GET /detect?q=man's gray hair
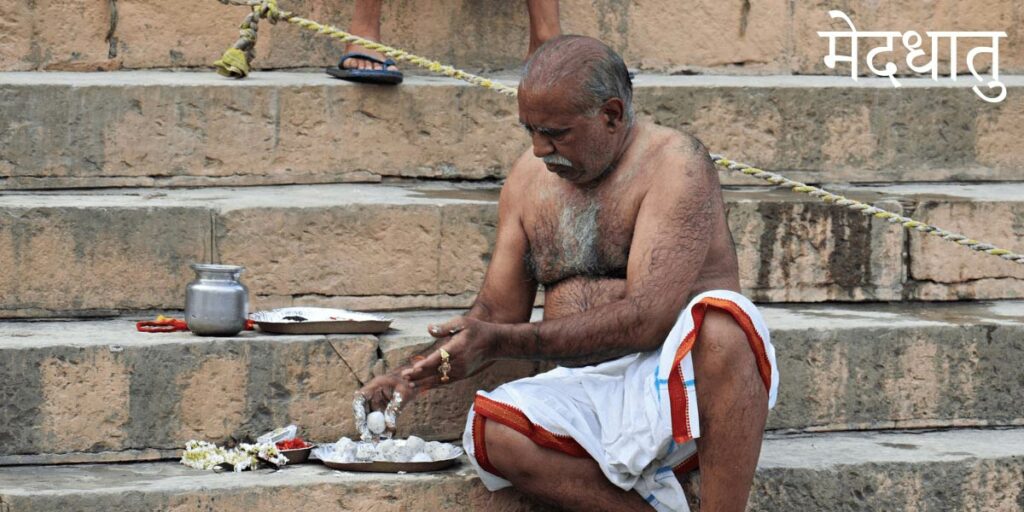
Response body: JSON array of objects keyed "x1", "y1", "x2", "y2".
[{"x1": 521, "y1": 35, "x2": 634, "y2": 125}]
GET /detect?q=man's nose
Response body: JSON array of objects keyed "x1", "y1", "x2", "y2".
[{"x1": 531, "y1": 133, "x2": 554, "y2": 158}]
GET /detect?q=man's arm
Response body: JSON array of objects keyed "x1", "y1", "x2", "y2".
[{"x1": 463, "y1": 159, "x2": 539, "y2": 325}]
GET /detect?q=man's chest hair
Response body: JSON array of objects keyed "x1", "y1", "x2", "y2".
[{"x1": 525, "y1": 195, "x2": 634, "y2": 286}]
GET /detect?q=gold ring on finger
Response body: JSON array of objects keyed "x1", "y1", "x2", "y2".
[{"x1": 438, "y1": 348, "x2": 452, "y2": 383}]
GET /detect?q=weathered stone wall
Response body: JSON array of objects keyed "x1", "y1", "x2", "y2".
[
  {"x1": 4, "y1": 182, "x2": 1023, "y2": 318},
  {"x1": 0, "y1": 323, "x2": 537, "y2": 460},
  {"x1": 0, "y1": 422, "x2": 1023, "y2": 512},
  {"x1": 2, "y1": 1, "x2": 1021, "y2": 75},
  {"x1": 1, "y1": 303, "x2": 1021, "y2": 461},
  {"x1": 0, "y1": 184, "x2": 894, "y2": 317},
  {"x1": 3, "y1": 74, "x2": 1022, "y2": 190}
]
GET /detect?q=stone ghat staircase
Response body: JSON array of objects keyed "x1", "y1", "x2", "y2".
[{"x1": 3, "y1": 69, "x2": 1024, "y2": 512}]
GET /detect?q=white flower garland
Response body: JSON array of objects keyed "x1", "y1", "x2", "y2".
[{"x1": 181, "y1": 439, "x2": 288, "y2": 472}]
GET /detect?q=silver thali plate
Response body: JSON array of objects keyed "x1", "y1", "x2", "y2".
[
  {"x1": 250, "y1": 307, "x2": 393, "y2": 335},
  {"x1": 320, "y1": 457, "x2": 461, "y2": 473}
]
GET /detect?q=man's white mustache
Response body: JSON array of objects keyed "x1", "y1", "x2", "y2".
[{"x1": 543, "y1": 155, "x2": 573, "y2": 167}]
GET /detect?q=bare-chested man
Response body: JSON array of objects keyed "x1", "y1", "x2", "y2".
[{"x1": 358, "y1": 35, "x2": 779, "y2": 511}]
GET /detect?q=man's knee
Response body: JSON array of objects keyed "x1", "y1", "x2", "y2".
[
  {"x1": 482, "y1": 418, "x2": 537, "y2": 482},
  {"x1": 694, "y1": 308, "x2": 764, "y2": 395}
]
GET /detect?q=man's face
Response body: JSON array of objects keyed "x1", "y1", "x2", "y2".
[{"x1": 518, "y1": 84, "x2": 621, "y2": 185}]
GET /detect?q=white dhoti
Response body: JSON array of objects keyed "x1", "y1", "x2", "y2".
[{"x1": 462, "y1": 290, "x2": 780, "y2": 512}]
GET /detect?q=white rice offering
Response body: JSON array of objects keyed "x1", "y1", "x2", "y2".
[
  {"x1": 404, "y1": 435, "x2": 426, "y2": 454},
  {"x1": 366, "y1": 411, "x2": 386, "y2": 435},
  {"x1": 376, "y1": 439, "x2": 401, "y2": 461},
  {"x1": 313, "y1": 436, "x2": 463, "y2": 464},
  {"x1": 334, "y1": 437, "x2": 357, "y2": 460},
  {"x1": 425, "y1": 441, "x2": 458, "y2": 460},
  {"x1": 355, "y1": 442, "x2": 377, "y2": 461}
]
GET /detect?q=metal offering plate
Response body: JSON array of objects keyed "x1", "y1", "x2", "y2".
[
  {"x1": 321, "y1": 456, "x2": 461, "y2": 473},
  {"x1": 250, "y1": 307, "x2": 393, "y2": 335},
  {"x1": 280, "y1": 446, "x2": 314, "y2": 464}
]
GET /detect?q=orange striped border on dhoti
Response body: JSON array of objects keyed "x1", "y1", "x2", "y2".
[
  {"x1": 472, "y1": 390, "x2": 703, "y2": 477},
  {"x1": 668, "y1": 297, "x2": 774, "y2": 444},
  {"x1": 471, "y1": 394, "x2": 590, "y2": 477}
]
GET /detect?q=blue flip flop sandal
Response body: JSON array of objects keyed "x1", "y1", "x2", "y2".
[{"x1": 327, "y1": 53, "x2": 404, "y2": 85}]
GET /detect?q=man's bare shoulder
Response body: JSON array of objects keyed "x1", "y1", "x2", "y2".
[
  {"x1": 499, "y1": 148, "x2": 546, "y2": 208},
  {"x1": 508, "y1": 147, "x2": 543, "y2": 182},
  {"x1": 640, "y1": 124, "x2": 718, "y2": 189}
]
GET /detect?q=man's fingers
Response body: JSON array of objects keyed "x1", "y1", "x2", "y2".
[
  {"x1": 370, "y1": 385, "x2": 392, "y2": 411},
  {"x1": 402, "y1": 351, "x2": 441, "y2": 381},
  {"x1": 401, "y1": 356, "x2": 438, "y2": 380},
  {"x1": 411, "y1": 372, "x2": 441, "y2": 392},
  {"x1": 427, "y1": 317, "x2": 466, "y2": 338},
  {"x1": 395, "y1": 379, "x2": 420, "y2": 402}
]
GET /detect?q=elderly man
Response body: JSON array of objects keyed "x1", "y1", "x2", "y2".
[{"x1": 359, "y1": 35, "x2": 779, "y2": 511}]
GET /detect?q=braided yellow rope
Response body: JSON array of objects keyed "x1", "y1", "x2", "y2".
[
  {"x1": 215, "y1": 0, "x2": 1024, "y2": 266},
  {"x1": 714, "y1": 156, "x2": 1024, "y2": 264}
]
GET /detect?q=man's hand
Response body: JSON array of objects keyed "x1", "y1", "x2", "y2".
[
  {"x1": 358, "y1": 372, "x2": 417, "y2": 412},
  {"x1": 402, "y1": 316, "x2": 499, "y2": 387}
]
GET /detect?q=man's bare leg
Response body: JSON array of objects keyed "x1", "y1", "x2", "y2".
[
  {"x1": 525, "y1": 0, "x2": 561, "y2": 56},
  {"x1": 688, "y1": 308, "x2": 769, "y2": 511},
  {"x1": 485, "y1": 420, "x2": 651, "y2": 511},
  {"x1": 343, "y1": 0, "x2": 397, "y2": 72}
]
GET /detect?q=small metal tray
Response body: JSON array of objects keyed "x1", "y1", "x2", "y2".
[
  {"x1": 320, "y1": 456, "x2": 461, "y2": 473},
  {"x1": 280, "y1": 446, "x2": 314, "y2": 464},
  {"x1": 251, "y1": 307, "x2": 393, "y2": 335}
]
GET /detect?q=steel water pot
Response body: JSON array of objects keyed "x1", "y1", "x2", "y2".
[{"x1": 185, "y1": 263, "x2": 249, "y2": 336}]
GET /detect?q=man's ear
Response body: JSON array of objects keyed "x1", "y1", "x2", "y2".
[{"x1": 601, "y1": 98, "x2": 626, "y2": 131}]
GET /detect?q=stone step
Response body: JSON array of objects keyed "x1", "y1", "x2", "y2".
[
  {"x1": 2, "y1": 72, "x2": 1022, "y2": 189},
  {"x1": 3, "y1": 181, "x2": 1024, "y2": 318},
  {"x1": 3, "y1": 0, "x2": 1022, "y2": 77},
  {"x1": 1, "y1": 301, "x2": 1021, "y2": 462},
  {"x1": 0, "y1": 428, "x2": 1021, "y2": 511}
]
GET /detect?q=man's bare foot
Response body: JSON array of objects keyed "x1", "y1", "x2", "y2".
[
  {"x1": 341, "y1": 42, "x2": 399, "y2": 72},
  {"x1": 328, "y1": 0, "x2": 401, "y2": 83}
]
